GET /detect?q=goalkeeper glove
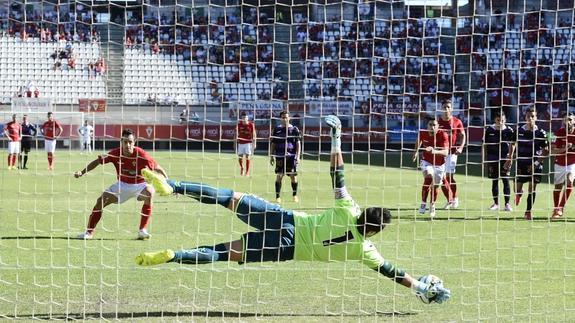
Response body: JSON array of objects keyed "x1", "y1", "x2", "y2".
[
  {"x1": 325, "y1": 115, "x2": 342, "y2": 153},
  {"x1": 413, "y1": 279, "x2": 451, "y2": 304}
]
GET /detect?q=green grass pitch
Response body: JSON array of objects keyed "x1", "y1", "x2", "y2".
[{"x1": 1, "y1": 150, "x2": 574, "y2": 321}]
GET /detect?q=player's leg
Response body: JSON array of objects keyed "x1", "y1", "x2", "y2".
[
  {"x1": 45, "y1": 139, "x2": 55, "y2": 170},
  {"x1": 289, "y1": 173, "x2": 299, "y2": 202},
  {"x1": 78, "y1": 191, "x2": 118, "y2": 239},
  {"x1": 487, "y1": 162, "x2": 498, "y2": 210},
  {"x1": 245, "y1": 144, "x2": 252, "y2": 176},
  {"x1": 136, "y1": 185, "x2": 154, "y2": 240},
  {"x1": 419, "y1": 163, "x2": 433, "y2": 214},
  {"x1": 524, "y1": 179, "x2": 538, "y2": 220},
  {"x1": 274, "y1": 158, "x2": 285, "y2": 203},
  {"x1": 238, "y1": 154, "x2": 244, "y2": 175},
  {"x1": 136, "y1": 239, "x2": 243, "y2": 266},
  {"x1": 558, "y1": 169, "x2": 574, "y2": 217}
]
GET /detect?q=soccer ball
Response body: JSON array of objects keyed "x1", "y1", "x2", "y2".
[{"x1": 415, "y1": 274, "x2": 442, "y2": 304}]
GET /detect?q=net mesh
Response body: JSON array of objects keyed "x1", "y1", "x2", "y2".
[{"x1": 0, "y1": 0, "x2": 574, "y2": 321}]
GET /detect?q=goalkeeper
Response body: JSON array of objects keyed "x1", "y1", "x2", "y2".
[{"x1": 136, "y1": 116, "x2": 451, "y2": 304}]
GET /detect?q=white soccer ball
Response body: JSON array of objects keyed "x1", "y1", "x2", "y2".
[{"x1": 415, "y1": 274, "x2": 442, "y2": 304}]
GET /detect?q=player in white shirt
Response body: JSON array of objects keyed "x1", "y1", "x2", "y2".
[{"x1": 78, "y1": 120, "x2": 94, "y2": 154}]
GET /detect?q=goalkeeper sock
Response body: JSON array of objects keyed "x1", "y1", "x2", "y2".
[
  {"x1": 491, "y1": 180, "x2": 499, "y2": 205},
  {"x1": 502, "y1": 178, "x2": 511, "y2": 204},
  {"x1": 330, "y1": 166, "x2": 345, "y2": 189},
  {"x1": 172, "y1": 244, "x2": 229, "y2": 264},
  {"x1": 139, "y1": 203, "x2": 152, "y2": 230},
  {"x1": 275, "y1": 181, "x2": 282, "y2": 198},
  {"x1": 168, "y1": 180, "x2": 233, "y2": 207},
  {"x1": 291, "y1": 181, "x2": 298, "y2": 196}
]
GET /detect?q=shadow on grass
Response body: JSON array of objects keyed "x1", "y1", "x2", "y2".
[
  {"x1": 2, "y1": 310, "x2": 417, "y2": 320},
  {"x1": 0, "y1": 236, "x2": 136, "y2": 241}
]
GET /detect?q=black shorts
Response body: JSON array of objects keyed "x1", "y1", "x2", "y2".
[
  {"x1": 516, "y1": 162, "x2": 543, "y2": 184},
  {"x1": 486, "y1": 160, "x2": 511, "y2": 179},
  {"x1": 21, "y1": 138, "x2": 32, "y2": 153},
  {"x1": 236, "y1": 194, "x2": 295, "y2": 263},
  {"x1": 274, "y1": 156, "x2": 298, "y2": 175}
]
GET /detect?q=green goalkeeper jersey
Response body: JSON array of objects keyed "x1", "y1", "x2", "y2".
[{"x1": 293, "y1": 198, "x2": 385, "y2": 269}]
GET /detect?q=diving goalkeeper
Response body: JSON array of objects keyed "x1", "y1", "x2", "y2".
[{"x1": 136, "y1": 116, "x2": 451, "y2": 304}]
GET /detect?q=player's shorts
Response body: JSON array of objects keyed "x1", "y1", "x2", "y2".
[
  {"x1": 235, "y1": 194, "x2": 295, "y2": 263},
  {"x1": 274, "y1": 156, "x2": 298, "y2": 175},
  {"x1": 237, "y1": 142, "x2": 254, "y2": 156},
  {"x1": 7, "y1": 141, "x2": 20, "y2": 154},
  {"x1": 21, "y1": 138, "x2": 32, "y2": 153},
  {"x1": 105, "y1": 181, "x2": 149, "y2": 204},
  {"x1": 420, "y1": 160, "x2": 446, "y2": 185},
  {"x1": 486, "y1": 160, "x2": 511, "y2": 179},
  {"x1": 44, "y1": 139, "x2": 56, "y2": 153},
  {"x1": 516, "y1": 162, "x2": 543, "y2": 184},
  {"x1": 445, "y1": 154, "x2": 458, "y2": 174},
  {"x1": 554, "y1": 164, "x2": 575, "y2": 185}
]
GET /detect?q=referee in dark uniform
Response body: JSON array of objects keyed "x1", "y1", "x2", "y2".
[{"x1": 19, "y1": 114, "x2": 37, "y2": 169}]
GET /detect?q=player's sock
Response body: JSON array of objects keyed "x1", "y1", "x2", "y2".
[
  {"x1": 421, "y1": 177, "x2": 432, "y2": 202},
  {"x1": 291, "y1": 181, "x2": 298, "y2": 196},
  {"x1": 560, "y1": 185, "x2": 573, "y2": 207},
  {"x1": 330, "y1": 166, "x2": 345, "y2": 189},
  {"x1": 275, "y1": 181, "x2": 282, "y2": 198},
  {"x1": 23, "y1": 155, "x2": 28, "y2": 168},
  {"x1": 441, "y1": 177, "x2": 452, "y2": 202},
  {"x1": 431, "y1": 185, "x2": 439, "y2": 203},
  {"x1": 450, "y1": 175, "x2": 457, "y2": 198},
  {"x1": 491, "y1": 180, "x2": 499, "y2": 205},
  {"x1": 7, "y1": 155, "x2": 10, "y2": 167},
  {"x1": 526, "y1": 191, "x2": 536, "y2": 211},
  {"x1": 245, "y1": 159, "x2": 251, "y2": 174},
  {"x1": 169, "y1": 180, "x2": 233, "y2": 206},
  {"x1": 502, "y1": 178, "x2": 511, "y2": 204},
  {"x1": 553, "y1": 189, "x2": 562, "y2": 208},
  {"x1": 172, "y1": 244, "x2": 229, "y2": 264},
  {"x1": 47, "y1": 153, "x2": 53, "y2": 168},
  {"x1": 139, "y1": 203, "x2": 152, "y2": 230},
  {"x1": 18, "y1": 155, "x2": 22, "y2": 168},
  {"x1": 86, "y1": 209, "x2": 102, "y2": 234}
]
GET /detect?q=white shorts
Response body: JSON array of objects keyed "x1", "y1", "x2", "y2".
[
  {"x1": 237, "y1": 143, "x2": 254, "y2": 156},
  {"x1": 8, "y1": 141, "x2": 20, "y2": 154},
  {"x1": 105, "y1": 181, "x2": 149, "y2": 204},
  {"x1": 44, "y1": 139, "x2": 57, "y2": 153},
  {"x1": 445, "y1": 154, "x2": 458, "y2": 174},
  {"x1": 554, "y1": 164, "x2": 575, "y2": 185},
  {"x1": 421, "y1": 160, "x2": 446, "y2": 185}
]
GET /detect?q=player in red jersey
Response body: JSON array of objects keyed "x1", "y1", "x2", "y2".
[
  {"x1": 73, "y1": 128, "x2": 169, "y2": 240},
  {"x1": 236, "y1": 112, "x2": 257, "y2": 176},
  {"x1": 40, "y1": 112, "x2": 63, "y2": 170},
  {"x1": 551, "y1": 113, "x2": 575, "y2": 219},
  {"x1": 4, "y1": 114, "x2": 21, "y2": 170},
  {"x1": 413, "y1": 119, "x2": 450, "y2": 218},
  {"x1": 438, "y1": 99, "x2": 466, "y2": 209}
]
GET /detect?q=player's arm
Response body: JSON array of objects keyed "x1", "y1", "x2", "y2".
[
  {"x1": 295, "y1": 135, "x2": 301, "y2": 162},
  {"x1": 152, "y1": 164, "x2": 168, "y2": 178},
  {"x1": 74, "y1": 158, "x2": 101, "y2": 178},
  {"x1": 269, "y1": 139, "x2": 276, "y2": 165},
  {"x1": 505, "y1": 141, "x2": 516, "y2": 170},
  {"x1": 551, "y1": 134, "x2": 570, "y2": 155},
  {"x1": 456, "y1": 124, "x2": 467, "y2": 154},
  {"x1": 56, "y1": 122, "x2": 64, "y2": 138},
  {"x1": 413, "y1": 133, "x2": 422, "y2": 162}
]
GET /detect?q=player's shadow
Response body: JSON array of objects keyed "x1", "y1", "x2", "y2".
[
  {"x1": 3, "y1": 310, "x2": 417, "y2": 320},
  {"x1": 0, "y1": 236, "x2": 123, "y2": 241}
]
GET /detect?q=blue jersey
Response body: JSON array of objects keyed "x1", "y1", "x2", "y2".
[
  {"x1": 484, "y1": 124, "x2": 515, "y2": 161},
  {"x1": 21, "y1": 122, "x2": 37, "y2": 138},
  {"x1": 516, "y1": 124, "x2": 547, "y2": 165},
  {"x1": 271, "y1": 124, "x2": 301, "y2": 157}
]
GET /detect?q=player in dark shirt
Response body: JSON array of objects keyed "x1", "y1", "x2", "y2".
[
  {"x1": 513, "y1": 107, "x2": 549, "y2": 220},
  {"x1": 19, "y1": 114, "x2": 37, "y2": 169},
  {"x1": 483, "y1": 111, "x2": 515, "y2": 212},
  {"x1": 269, "y1": 110, "x2": 301, "y2": 203}
]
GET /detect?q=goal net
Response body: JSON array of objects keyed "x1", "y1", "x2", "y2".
[{"x1": 1, "y1": 0, "x2": 574, "y2": 321}]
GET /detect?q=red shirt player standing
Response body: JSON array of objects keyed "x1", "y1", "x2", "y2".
[
  {"x1": 40, "y1": 112, "x2": 63, "y2": 170},
  {"x1": 413, "y1": 119, "x2": 449, "y2": 218},
  {"x1": 236, "y1": 112, "x2": 257, "y2": 176},
  {"x1": 74, "y1": 128, "x2": 169, "y2": 240},
  {"x1": 551, "y1": 113, "x2": 575, "y2": 219},
  {"x1": 438, "y1": 99, "x2": 466, "y2": 209},
  {"x1": 4, "y1": 114, "x2": 21, "y2": 170}
]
